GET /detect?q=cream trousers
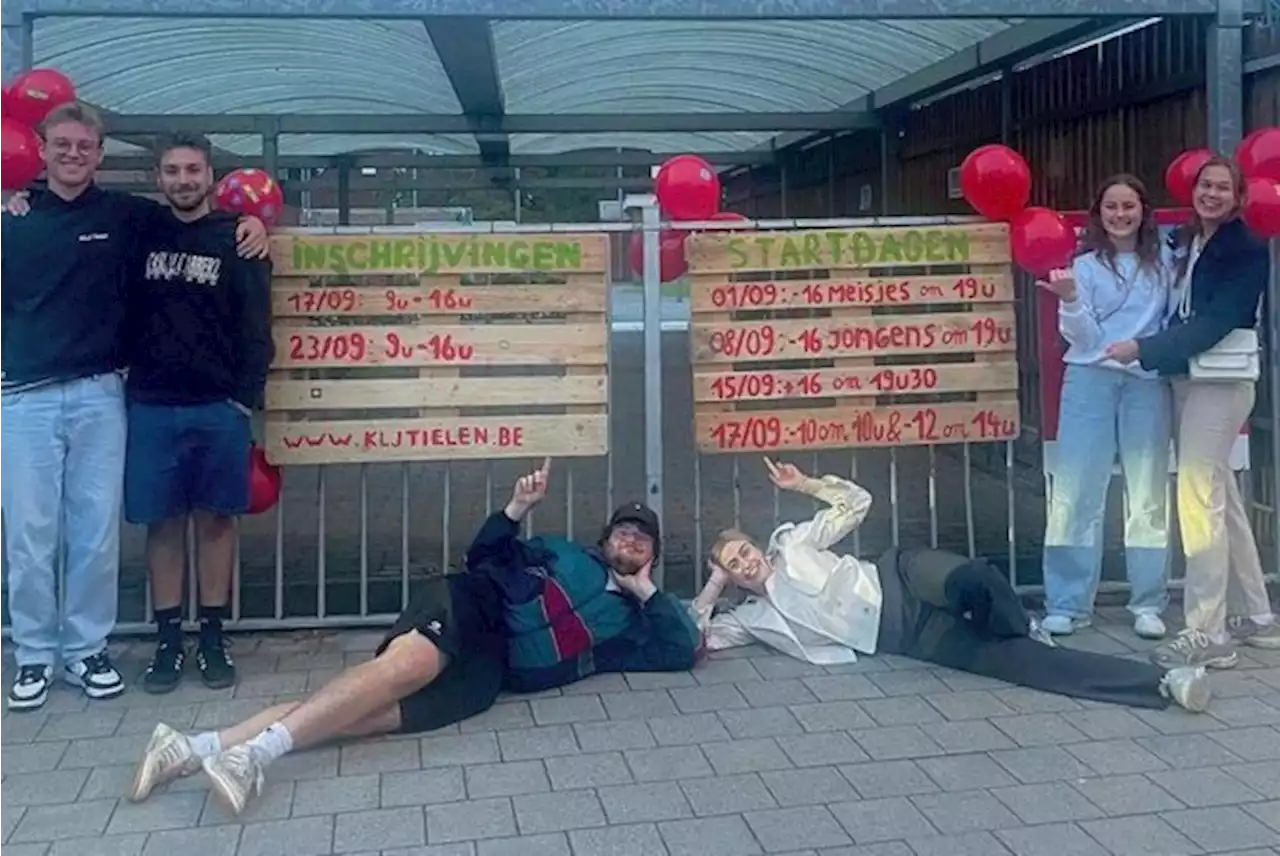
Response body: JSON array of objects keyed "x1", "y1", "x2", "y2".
[{"x1": 1172, "y1": 378, "x2": 1271, "y2": 636}]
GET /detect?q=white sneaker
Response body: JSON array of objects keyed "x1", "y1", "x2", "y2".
[
  {"x1": 7, "y1": 664, "x2": 53, "y2": 711},
  {"x1": 63, "y1": 651, "x2": 125, "y2": 700},
  {"x1": 1133, "y1": 613, "x2": 1167, "y2": 640},
  {"x1": 128, "y1": 722, "x2": 202, "y2": 802},
  {"x1": 1040, "y1": 615, "x2": 1091, "y2": 636},
  {"x1": 1159, "y1": 665, "x2": 1211, "y2": 713},
  {"x1": 203, "y1": 745, "x2": 264, "y2": 816}
]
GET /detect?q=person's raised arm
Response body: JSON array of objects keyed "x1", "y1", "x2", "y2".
[
  {"x1": 229, "y1": 252, "x2": 274, "y2": 413},
  {"x1": 1046, "y1": 259, "x2": 1105, "y2": 352},
  {"x1": 464, "y1": 458, "x2": 550, "y2": 572},
  {"x1": 765, "y1": 457, "x2": 871, "y2": 551},
  {"x1": 689, "y1": 564, "x2": 756, "y2": 654}
]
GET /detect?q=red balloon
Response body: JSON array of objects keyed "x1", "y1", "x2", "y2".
[
  {"x1": 214, "y1": 167, "x2": 285, "y2": 226},
  {"x1": 959, "y1": 144, "x2": 1031, "y2": 222},
  {"x1": 1010, "y1": 207, "x2": 1076, "y2": 277},
  {"x1": 2, "y1": 116, "x2": 43, "y2": 191},
  {"x1": 1236, "y1": 128, "x2": 1280, "y2": 183},
  {"x1": 1241, "y1": 177, "x2": 1280, "y2": 239},
  {"x1": 6, "y1": 68, "x2": 76, "y2": 128},
  {"x1": 247, "y1": 445, "x2": 282, "y2": 515},
  {"x1": 628, "y1": 229, "x2": 688, "y2": 283},
  {"x1": 1164, "y1": 148, "x2": 1213, "y2": 206},
  {"x1": 654, "y1": 154, "x2": 721, "y2": 220},
  {"x1": 1, "y1": 85, "x2": 11, "y2": 119}
]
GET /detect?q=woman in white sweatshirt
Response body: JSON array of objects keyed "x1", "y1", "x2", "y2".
[{"x1": 1040, "y1": 174, "x2": 1173, "y2": 640}]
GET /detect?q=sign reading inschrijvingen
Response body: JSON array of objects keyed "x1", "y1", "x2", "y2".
[{"x1": 271, "y1": 233, "x2": 593, "y2": 276}]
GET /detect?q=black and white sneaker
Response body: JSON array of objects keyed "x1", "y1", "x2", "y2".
[
  {"x1": 196, "y1": 637, "x2": 236, "y2": 690},
  {"x1": 8, "y1": 664, "x2": 53, "y2": 711},
  {"x1": 63, "y1": 651, "x2": 126, "y2": 700},
  {"x1": 143, "y1": 641, "x2": 186, "y2": 695}
]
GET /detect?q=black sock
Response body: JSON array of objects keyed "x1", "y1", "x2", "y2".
[
  {"x1": 154, "y1": 606, "x2": 183, "y2": 647},
  {"x1": 198, "y1": 605, "x2": 228, "y2": 648}
]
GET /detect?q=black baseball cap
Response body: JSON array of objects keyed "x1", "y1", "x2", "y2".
[{"x1": 608, "y1": 502, "x2": 661, "y2": 545}]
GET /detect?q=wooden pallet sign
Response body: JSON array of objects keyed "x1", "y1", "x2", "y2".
[
  {"x1": 684, "y1": 222, "x2": 1020, "y2": 455},
  {"x1": 263, "y1": 231, "x2": 610, "y2": 465}
]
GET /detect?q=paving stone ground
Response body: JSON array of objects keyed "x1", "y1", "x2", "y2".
[{"x1": 3, "y1": 606, "x2": 1279, "y2": 856}]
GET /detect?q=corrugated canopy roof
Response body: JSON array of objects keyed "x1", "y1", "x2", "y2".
[{"x1": 31, "y1": 15, "x2": 1019, "y2": 157}]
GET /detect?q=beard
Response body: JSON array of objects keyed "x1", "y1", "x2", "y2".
[{"x1": 606, "y1": 547, "x2": 648, "y2": 576}]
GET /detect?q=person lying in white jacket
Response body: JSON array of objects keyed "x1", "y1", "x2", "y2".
[{"x1": 690, "y1": 457, "x2": 1210, "y2": 713}]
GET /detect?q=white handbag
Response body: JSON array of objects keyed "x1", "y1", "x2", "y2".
[
  {"x1": 1177, "y1": 237, "x2": 1261, "y2": 383},
  {"x1": 1188, "y1": 328, "x2": 1260, "y2": 382}
]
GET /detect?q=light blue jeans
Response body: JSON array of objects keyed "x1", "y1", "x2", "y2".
[
  {"x1": 1, "y1": 373, "x2": 126, "y2": 667},
  {"x1": 1044, "y1": 364, "x2": 1171, "y2": 619}
]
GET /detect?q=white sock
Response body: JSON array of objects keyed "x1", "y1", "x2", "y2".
[
  {"x1": 245, "y1": 722, "x2": 294, "y2": 766},
  {"x1": 1251, "y1": 613, "x2": 1275, "y2": 626},
  {"x1": 188, "y1": 731, "x2": 221, "y2": 759}
]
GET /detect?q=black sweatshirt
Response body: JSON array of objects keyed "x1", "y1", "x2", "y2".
[
  {"x1": 1138, "y1": 217, "x2": 1269, "y2": 377},
  {"x1": 1, "y1": 186, "x2": 158, "y2": 390},
  {"x1": 126, "y1": 210, "x2": 274, "y2": 410}
]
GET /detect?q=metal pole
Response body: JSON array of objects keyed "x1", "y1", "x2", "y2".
[
  {"x1": 1206, "y1": 0, "x2": 1245, "y2": 153},
  {"x1": 1269, "y1": 240, "x2": 1280, "y2": 576},
  {"x1": 640, "y1": 198, "x2": 665, "y2": 586}
]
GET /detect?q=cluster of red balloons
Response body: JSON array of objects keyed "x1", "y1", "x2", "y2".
[
  {"x1": 628, "y1": 154, "x2": 746, "y2": 282},
  {"x1": 2, "y1": 68, "x2": 77, "y2": 191},
  {"x1": 214, "y1": 167, "x2": 286, "y2": 227},
  {"x1": 959, "y1": 143, "x2": 1075, "y2": 277}
]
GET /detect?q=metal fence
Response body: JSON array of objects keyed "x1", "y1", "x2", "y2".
[{"x1": 2, "y1": 212, "x2": 1276, "y2": 635}]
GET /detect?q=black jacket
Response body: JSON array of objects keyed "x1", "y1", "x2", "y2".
[
  {"x1": 127, "y1": 210, "x2": 274, "y2": 409},
  {"x1": 1137, "y1": 217, "x2": 1268, "y2": 377},
  {"x1": 1, "y1": 187, "x2": 158, "y2": 390}
]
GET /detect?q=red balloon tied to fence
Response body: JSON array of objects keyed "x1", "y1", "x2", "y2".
[
  {"x1": 1236, "y1": 128, "x2": 1280, "y2": 183},
  {"x1": 247, "y1": 445, "x2": 283, "y2": 515},
  {"x1": 1241, "y1": 177, "x2": 1280, "y2": 239},
  {"x1": 628, "y1": 229, "x2": 688, "y2": 283},
  {"x1": 655, "y1": 154, "x2": 721, "y2": 221},
  {"x1": 1010, "y1": 207, "x2": 1076, "y2": 278},
  {"x1": 2, "y1": 116, "x2": 43, "y2": 191},
  {"x1": 6, "y1": 68, "x2": 76, "y2": 128},
  {"x1": 1164, "y1": 148, "x2": 1213, "y2": 206},
  {"x1": 214, "y1": 167, "x2": 285, "y2": 226},
  {"x1": 959, "y1": 144, "x2": 1031, "y2": 222}
]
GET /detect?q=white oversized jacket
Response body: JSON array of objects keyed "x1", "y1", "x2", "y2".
[{"x1": 691, "y1": 475, "x2": 883, "y2": 664}]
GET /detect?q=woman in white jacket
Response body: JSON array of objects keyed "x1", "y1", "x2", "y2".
[
  {"x1": 688, "y1": 458, "x2": 1209, "y2": 713},
  {"x1": 1039, "y1": 174, "x2": 1173, "y2": 640}
]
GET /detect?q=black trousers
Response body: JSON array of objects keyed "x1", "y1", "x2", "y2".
[{"x1": 876, "y1": 548, "x2": 1170, "y2": 710}]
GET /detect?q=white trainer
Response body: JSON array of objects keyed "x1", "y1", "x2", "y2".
[
  {"x1": 1040, "y1": 615, "x2": 1091, "y2": 636},
  {"x1": 203, "y1": 745, "x2": 265, "y2": 816},
  {"x1": 1133, "y1": 613, "x2": 1167, "y2": 640},
  {"x1": 1159, "y1": 665, "x2": 1211, "y2": 713},
  {"x1": 128, "y1": 723, "x2": 202, "y2": 802}
]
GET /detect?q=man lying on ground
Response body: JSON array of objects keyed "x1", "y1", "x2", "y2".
[
  {"x1": 692, "y1": 457, "x2": 1211, "y2": 714},
  {"x1": 127, "y1": 458, "x2": 700, "y2": 815}
]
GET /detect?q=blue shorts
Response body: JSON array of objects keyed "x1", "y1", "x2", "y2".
[{"x1": 124, "y1": 401, "x2": 252, "y2": 525}]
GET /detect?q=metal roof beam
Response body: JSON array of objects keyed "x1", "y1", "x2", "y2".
[
  {"x1": 761, "y1": 18, "x2": 1106, "y2": 152},
  {"x1": 98, "y1": 148, "x2": 777, "y2": 170},
  {"x1": 99, "y1": 174, "x2": 658, "y2": 193},
  {"x1": 15, "y1": 0, "x2": 1263, "y2": 18},
  {"x1": 422, "y1": 17, "x2": 509, "y2": 168},
  {"x1": 104, "y1": 112, "x2": 878, "y2": 135}
]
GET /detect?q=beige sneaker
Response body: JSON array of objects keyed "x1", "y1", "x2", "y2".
[
  {"x1": 1159, "y1": 665, "x2": 1211, "y2": 713},
  {"x1": 202, "y1": 745, "x2": 265, "y2": 816},
  {"x1": 128, "y1": 723, "x2": 201, "y2": 802}
]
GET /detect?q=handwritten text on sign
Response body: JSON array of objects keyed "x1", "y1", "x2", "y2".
[
  {"x1": 692, "y1": 312, "x2": 1015, "y2": 363},
  {"x1": 273, "y1": 283, "x2": 606, "y2": 317},
  {"x1": 694, "y1": 362, "x2": 1018, "y2": 403},
  {"x1": 696, "y1": 402, "x2": 1020, "y2": 453},
  {"x1": 685, "y1": 223, "x2": 1011, "y2": 272},
  {"x1": 695, "y1": 273, "x2": 1012, "y2": 311},
  {"x1": 265, "y1": 414, "x2": 609, "y2": 465},
  {"x1": 270, "y1": 233, "x2": 604, "y2": 276},
  {"x1": 272, "y1": 324, "x2": 605, "y2": 368}
]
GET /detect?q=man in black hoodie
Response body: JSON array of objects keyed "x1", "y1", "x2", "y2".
[{"x1": 124, "y1": 133, "x2": 274, "y2": 694}]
